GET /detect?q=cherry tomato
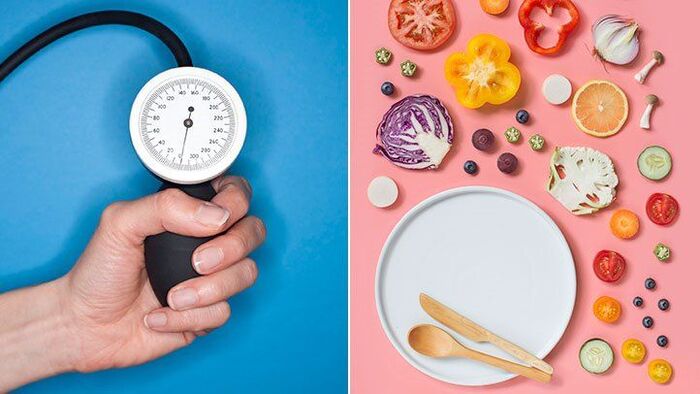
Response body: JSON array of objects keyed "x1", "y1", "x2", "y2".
[
  {"x1": 593, "y1": 296, "x2": 621, "y2": 323},
  {"x1": 621, "y1": 339, "x2": 646, "y2": 364},
  {"x1": 388, "y1": 0, "x2": 456, "y2": 51},
  {"x1": 646, "y1": 193, "x2": 679, "y2": 225},
  {"x1": 593, "y1": 250, "x2": 626, "y2": 283},
  {"x1": 479, "y1": 0, "x2": 509, "y2": 15},
  {"x1": 648, "y1": 359, "x2": 673, "y2": 384}
]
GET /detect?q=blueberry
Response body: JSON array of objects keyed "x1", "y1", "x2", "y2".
[
  {"x1": 463, "y1": 160, "x2": 478, "y2": 175},
  {"x1": 642, "y1": 316, "x2": 654, "y2": 328},
  {"x1": 497, "y1": 153, "x2": 518, "y2": 174},
  {"x1": 472, "y1": 129, "x2": 495, "y2": 151},
  {"x1": 657, "y1": 335, "x2": 668, "y2": 347},
  {"x1": 633, "y1": 296, "x2": 644, "y2": 307},
  {"x1": 645, "y1": 277, "x2": 657, "y2": 290},
  {"x1": 516, "y1": 109, "x2": 530, "y2": 124},
  {"x1": 381, "y1": 81, "x2": 395, "y2": 96},
  {"x1": 658, "y1": 298, "x2": 670, "y2": 311}
]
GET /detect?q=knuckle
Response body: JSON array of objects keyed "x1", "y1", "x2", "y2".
[
  {"x1": 228, "y1": 232, "x2": 250, "y2": 257},
  {"x1": 230, "y1": 187, "x2": 250, "y2": 215},
  {"x1": 99, "y1": 201, "x2": 126, "y2": 227},
  {"x1": 154, "y1": 188, "x2": 185, "y2": 214}
]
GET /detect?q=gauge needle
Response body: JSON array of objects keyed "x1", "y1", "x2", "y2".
[{"x1": 179, "y1": 107, "x2": 194, "y2": 165}]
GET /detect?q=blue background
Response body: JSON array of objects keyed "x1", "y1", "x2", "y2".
[{"x1": 0, "y1": 0, "x2": 346, "y2": 392}]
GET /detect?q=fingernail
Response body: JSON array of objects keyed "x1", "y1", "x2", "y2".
[
  {"x1": 170, "y1": 288, "x2": 199, "y2": 310},
  {"x1": 145, "y1": 312, "x2": 167, "y2": 328},
  {"x1": 195, "y1": 202, "x2": 229, "y2": 227},
  {"x1": 193, "y1": 247, "x2": 224, "y2": 274}
]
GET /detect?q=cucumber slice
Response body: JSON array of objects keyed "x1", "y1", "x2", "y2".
[
  {"x1": 579, "y1": 338, "x2": 614, "y2": 374},
  {"x1": 638, "y1": 146, "x2": 672, "y2": 181}
]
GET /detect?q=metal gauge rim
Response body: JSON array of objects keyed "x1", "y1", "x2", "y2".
[{"x1": 129, "y1": 67, "x2": 247, "y2": 185}]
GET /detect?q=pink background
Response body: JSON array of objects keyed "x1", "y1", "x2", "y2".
[{"x1": 350, "y1": 0, "x2": 698, "y2": 392}]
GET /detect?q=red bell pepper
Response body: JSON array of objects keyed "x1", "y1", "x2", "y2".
[{"x1": 518, "y1": 0, "x2": 580, "y2": 56}]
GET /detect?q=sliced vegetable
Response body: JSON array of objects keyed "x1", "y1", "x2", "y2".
[
  {"x1": 648, "y1": 359, "x2": 673, "y2": 384},
  {"x1": 646, "y1": 193, "x2": 679, "y2": 225},
  {"x1": 579, "y1": 338, "x2": 614, "y2": 374},
  {"x1": 572, "y1": 80, "x2": 628, "y2": 138},
  {"x1": 592, "y1": 15, "x2": 641, "y2": 65},
  {"x1": 479, "y1": 0, "x2": 509, "y2": 15},
  {"x1": 654, "y1": 243, "x2": 671, "y2": 261},
  {"x1": 621, "y1": 339, "x2": 646, "y2": 364},
  {"x1": 472, "y1": 129, "x2": 495, "y2": 151},
  {"x1": 497, "y1": 153, "x2": 518, "y2": 174},
  {"x1": 610, "y1": 209, "x2": 640, "y2": 239},
  {"x1": 638, "y1": 146, "x2": 672, "y2": 181},
  {"x1": 547, "y1": 147, "x2": 618, "y2": 215},
  {"x1": 445, "y1": 34, "x2": 521, "y2": 109},
  {"x1": 593, "y1": 296, "x2": 621, "y2": 323},
  {"x1": 528, "y1": 134, "x2": 545, "y2": 151},
  {"x1": 375, "y1": 48, "x2": 392, "y2": 65},
  {"x1": 400, "y1": 60, "x2": 417, "y2": 77},
  {"x1": 388, "y1": 0, "x2": 456, "y2": 51},
  {"x1": 593, "y1": 250, "x2": 626, "y2": 283},
  {"x1": 518, "y1": 0, "x2": 580, "y2": 56},
  {"x1": 374, "y1": 95, "x2": 453, "y2": 170},
  {"x1": 367, "y1": 176, "x2": 399, "y2": 208},
  {"x1": 504, "y1": 127, "x2": 521, "y2": 143},
  {"x1": 542, "y1": 74, "x2": 572, "y2": 105}
]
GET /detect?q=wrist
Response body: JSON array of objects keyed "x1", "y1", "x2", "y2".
[{"x1": 0, "y1": 277, "x2": 79, "y2": 391}]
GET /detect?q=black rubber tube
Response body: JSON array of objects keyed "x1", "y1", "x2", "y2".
[
  {"x1": 0, "y1": 10, "x2": 206, "y2": 307},
  {"x1": 0, "y1": 10, "x2": 192, "y2": 83}
]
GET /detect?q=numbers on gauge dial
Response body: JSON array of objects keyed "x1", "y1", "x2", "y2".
[{"x1": 139, "y1": 78, "x2": 236, "y2": 170}]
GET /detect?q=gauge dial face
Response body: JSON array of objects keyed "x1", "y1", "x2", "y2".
[{"x1": 130, "y1": 67, "x2": 246, "y2": 184}]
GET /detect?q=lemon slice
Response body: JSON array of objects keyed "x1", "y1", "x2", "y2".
[{"x1": 572, "y1": 80, "x2": 628, "y2": 137}]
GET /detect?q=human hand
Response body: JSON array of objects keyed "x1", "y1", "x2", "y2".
[{"x1": 22, "y1": 176, "x2": 264, "y2": 375}]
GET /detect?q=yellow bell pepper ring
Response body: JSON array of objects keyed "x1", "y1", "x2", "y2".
[{"x1": 445, "y1": 34, "x2": 521, "y2": 109}]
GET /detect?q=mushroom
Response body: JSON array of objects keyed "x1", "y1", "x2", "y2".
[
  {"x1": 634, "y1": 51, "x2": 664, "y2": 84},
  {"x1": 640, "y1": 94, "x2": 659, "y2": 130}
]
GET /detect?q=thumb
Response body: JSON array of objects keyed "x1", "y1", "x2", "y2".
[{"x1": 98, "y1": 188, "x2": 230, "y2": 246}]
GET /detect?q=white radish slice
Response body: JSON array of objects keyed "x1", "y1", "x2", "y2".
[
  {"x1": 542, "y1": 74, "x2": 572, "y2": 105},
  {"x1": 368, "y1": 176, "x2": 399, "y2": 208}
]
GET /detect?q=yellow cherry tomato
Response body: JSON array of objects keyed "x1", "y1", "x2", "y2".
[
  {"x1": 593, "y1": 296, "x2": 621, "y2": 323},
  {"x1": 444, "y1": 34, "x2": 521, "y2": 109},
  {"x1": 648, "y1": 359, "x2": 673, "y2": 384},
  {"x1": 621, "y1": 339, "x2": 646, "y2": 364}
]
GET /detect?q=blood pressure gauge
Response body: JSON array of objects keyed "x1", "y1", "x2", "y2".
[
  {"x1": 130, "y1": 67, "x2": 246, "y2": 184},
  {"x1": 130, "y1": 67, "x2": 247, "y2": 306}
]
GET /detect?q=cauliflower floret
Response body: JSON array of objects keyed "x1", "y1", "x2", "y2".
[{"x1": 547, "y1": 147, "x2": 619, "y2": 215}]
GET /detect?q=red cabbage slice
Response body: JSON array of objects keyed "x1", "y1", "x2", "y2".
[{"x1": 374, "y1": 94, "x2": 453, "y2": 170}]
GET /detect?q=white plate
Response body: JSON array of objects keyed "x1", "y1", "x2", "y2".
[{"x1": 375, "y1": 186, "x2": 576, "y2": 386}]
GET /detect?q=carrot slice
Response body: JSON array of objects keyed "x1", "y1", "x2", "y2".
[
  {"x1": 479, "y1": 0, "x2": 509, "y2": 15},
  {"x1": 610, "y1": 209, "x2": 640, "y2": 239}
]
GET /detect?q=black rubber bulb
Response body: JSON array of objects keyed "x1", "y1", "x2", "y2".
[{"x1": 145, "y1": 181, "x2": 216, "y2": 306}]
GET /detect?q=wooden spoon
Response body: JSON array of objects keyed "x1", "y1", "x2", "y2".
[{"x1": 407, "y1": 324, "x2": 551, "y2": 383}]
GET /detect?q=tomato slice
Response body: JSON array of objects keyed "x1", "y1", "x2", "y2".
[
  {"x1": 593, "y1": 250, "x2": 626, "y2": 283},
  {"x1": 621, "y1": 339, "x2": 646, "y2": 364},
  {"x1": 648, "y1": 359, "x2": 673, "y2": 384},
  {"x1": 593, "y1": 296, "x2": 621, "y2": 323},
  {"x1": 480, "y1": 0, "x2": 509, "y2": 15},
  {"x1": 646, "y1": 193, "x2": 679, "y2": 225},
  {"x1": 388, "y1": 0, "x2": 456, "y2": 51}
]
